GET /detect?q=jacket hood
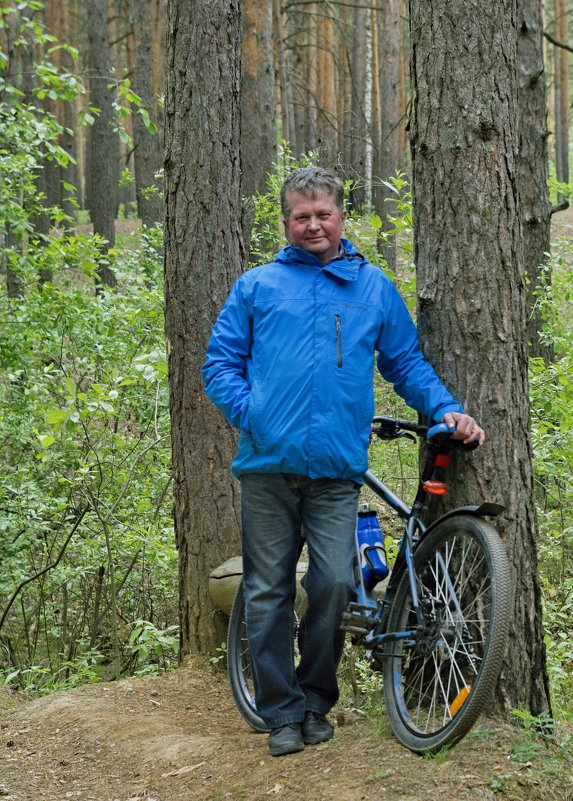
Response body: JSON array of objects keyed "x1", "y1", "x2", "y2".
[{"x1": 274, "y1": 238, "x2": 365, "y2": 282}]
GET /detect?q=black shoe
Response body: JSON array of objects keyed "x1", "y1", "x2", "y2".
[
  {"x1": 302, "y1": 711, "x2": 334, "y2": 745},
  {"x1": 268, "y1": 723, "x2": 305, "y2": 756}
]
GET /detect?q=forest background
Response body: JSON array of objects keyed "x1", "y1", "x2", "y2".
[{"x1": 0, "y1": 0, "x2": 572, "y2": 748}]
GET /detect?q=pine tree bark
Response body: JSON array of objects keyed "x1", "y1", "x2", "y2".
[
  {"x1": 165, "y1": 0, "x2": 244, "y2": 657},
  {"x1": 554, "y1": 0, "x2": 569, "y2": 185},
  {"x1": 409, "y1": 0, "x2": 551, "y2": 718},
  {"x1": 517, "y1": 0, "x2": 552, "y2": 361},
  {"x1": 273, "y1": 0, "x2": 295, "y2": 149},
  {"x1": 86, "y1": 0, "x2": 117, "y2": 286},
  {"x1": 241, "y1": 0, "x2": 276, "y2": 198},
  {"x1": 316, "y1": 4, "x2": 338, "y2": 164},
  {"x1": 130, "y1": 0, "x2": 163, "y2": 227},
  {"x1": 374, "y1": 0, "x2": 402, "y2": 270}
]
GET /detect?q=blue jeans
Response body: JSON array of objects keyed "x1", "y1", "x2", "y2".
[{"x1": 240, "y1": 473, "x2": 360, "y2": 728}]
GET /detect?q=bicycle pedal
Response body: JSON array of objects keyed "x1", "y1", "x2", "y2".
[{"x1": 341, "y1": 603, "x2": 378, "y2": 635}]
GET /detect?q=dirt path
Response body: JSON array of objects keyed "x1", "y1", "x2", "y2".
[{"x1": 0, "y1": 660, "x2": 570, "y2": 801}]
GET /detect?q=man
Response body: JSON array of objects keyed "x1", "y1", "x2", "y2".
[{"x1": 202, "y1": 167, "x2": 483, "y2": 757}]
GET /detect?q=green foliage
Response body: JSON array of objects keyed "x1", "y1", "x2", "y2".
[
  {"x1": 247, "y1": 142, "x2": 319, "y2": 266},
  {"x1": 0, "y1": 3, "x2": 170, "y2": 695},
  {"x1": 0, "y1": 3, "x2": 85, "y2": 242},
  {"x1": 0, "y1": 226, "x2": 177, "y2": 690},
  {"x1": 209, "y1": 641, "x2": 228, "y2": 666},
  {"x1": 127, "y1": 620, "x2": 179, "y2": 675},
  {"x1": 2, "y1": 651, "x2": 104, "y2": 696},
  {"x1": 529, "y1": 241, "x2": 573, "y2": 720},
  {"x1": 111, "y1": 77, "x2": 159, "y2": 146}
]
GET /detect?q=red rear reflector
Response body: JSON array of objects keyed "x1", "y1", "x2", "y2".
[
  {"x1": 423, "y1": 480, "x2": 448, "y2": 495},
  {"x1": 434, "y1": 453, "x2": 452, "y2": 468}
]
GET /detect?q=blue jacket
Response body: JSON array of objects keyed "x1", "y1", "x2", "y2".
[{"x1": 202, "y1": 239, "x2": 463, "y2": 481}]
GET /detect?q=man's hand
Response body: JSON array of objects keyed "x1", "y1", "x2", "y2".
[{"x1": 442, "y1": 411, "x2": 485, "y2": 445}]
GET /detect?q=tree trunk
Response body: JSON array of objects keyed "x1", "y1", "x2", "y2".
[
  {"x1": 164, "y1": 0, "x2": 245, "y2": 657},
  {"x1": 409, "y1": 0, "x2": 551, "y2": 718},
  {"x1": 130, "y1": 0, "x2": 163, "y2": 227},
  {"x1": 86, "y1": 0, "x2": 117, "y2": 286},
  {"x1": 316, "y1": 3, "x2": 338, "y2": 164},
  {"x1": 553, "y1": 0, "x2": 569, "y2": 185},
  {"x1": 374, "y1": 0, "x2": 402, "y2": 271},
  {"x1": 517, "y1": 0, "x2": 552, "y2": 361},
  {"x1": 363, "y1": 10, "x2": 373, "y2": 207},
  {"x1": 241, "y1": 0, "x2": 276, "y2": 198},
  {"x1": 273, "y1": 0, "x2": 295, "y2": 150},
  {"x1": 349, "y1": 3, "x2": 366, "y2": 209}
]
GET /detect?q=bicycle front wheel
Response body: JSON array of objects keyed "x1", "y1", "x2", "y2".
[
  {"x1": 383, "y1": 515, "x2": 511, "y2": 754},
  {"x1": 227, "y1": 580, "x2": 269, "y2": 732}
]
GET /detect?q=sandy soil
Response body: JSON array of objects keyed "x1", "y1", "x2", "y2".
[{"x1": 0, "y1": 658, "x2": 571, "y2": 801}]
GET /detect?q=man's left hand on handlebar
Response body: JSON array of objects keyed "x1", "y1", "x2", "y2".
[{"x1": 442, "y1": 411, "x2": 485, "y2": 445}]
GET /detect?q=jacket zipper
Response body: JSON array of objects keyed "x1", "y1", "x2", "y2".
[{"x1": 335, "y1": 314, "x2": 343, "y2": 368}]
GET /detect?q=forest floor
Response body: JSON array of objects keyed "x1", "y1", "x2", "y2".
[{"x1": 1, "y1": 659, "x2": 572, "y2": 801}]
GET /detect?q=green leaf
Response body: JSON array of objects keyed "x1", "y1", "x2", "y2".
[{"x1": 46, "y1": 408, "x2": 69, "y2": 425}]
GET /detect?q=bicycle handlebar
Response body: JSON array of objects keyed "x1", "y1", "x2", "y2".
[{"x1": 372, "y1": 416, "x2": 480, "y2": 451}]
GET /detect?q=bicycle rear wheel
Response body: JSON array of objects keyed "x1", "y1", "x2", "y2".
[
  {"x1": 227, "y1": 580, "x2": 269, "y2": 732},
  {"x1": 383, "y1": 515, "x2": 511, "y2": 754}
]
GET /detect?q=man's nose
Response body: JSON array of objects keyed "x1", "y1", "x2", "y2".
[{"x1": 308, "y1": 216, "x2": 320, "y2": 229}]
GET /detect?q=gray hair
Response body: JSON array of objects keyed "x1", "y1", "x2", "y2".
[{"x1": 280, "y1": 167, "x2": 345, "y2": 219}]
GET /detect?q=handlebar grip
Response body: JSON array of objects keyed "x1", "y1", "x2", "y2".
[
  {"x1": 426, "y1": 422, "x2": 452, "y2": 441},
  {"x1": 426, "y1": 422, "x2": 481, "y2": 451}
]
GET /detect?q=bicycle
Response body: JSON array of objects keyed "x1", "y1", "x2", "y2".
[{"x1": 227, "y1": 416, "x2": 512, "y2": 754}]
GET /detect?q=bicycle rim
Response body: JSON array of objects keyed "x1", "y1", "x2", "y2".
[{"x1": 383, "y1": 515, "x2": 511, "y2": 753}]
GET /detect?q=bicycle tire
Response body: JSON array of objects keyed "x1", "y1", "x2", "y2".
[
  {"x1": 227, "y1": 580, "x2": 269, "y2": 732},
  {"x1": 382, "y1": 515, "x2": 511, "y2": 754}
]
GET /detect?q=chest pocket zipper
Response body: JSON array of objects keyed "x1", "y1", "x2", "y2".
[{"x1": 335, "y1": 314, "x2": 343, "y2": 368}]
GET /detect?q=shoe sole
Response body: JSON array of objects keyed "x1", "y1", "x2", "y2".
[
  {"x1": 268, "y1": 742, "x2": 305, "y2": 757},
  {"x1": 302, "y1": 731, "x2": 334, "y2": 745}
]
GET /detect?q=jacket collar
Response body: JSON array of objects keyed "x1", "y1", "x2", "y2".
[{"x1": 275, "y1": 238, "x2": 364, "y2": 282}]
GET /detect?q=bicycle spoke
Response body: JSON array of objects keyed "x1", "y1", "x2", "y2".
[{"x1": 390, "y1": 528, "x2": 495, "y2": 737}]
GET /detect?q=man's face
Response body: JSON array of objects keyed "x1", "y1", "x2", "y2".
[{"x1": 283, "y1": 190, "x2": 346, "y2": 265}]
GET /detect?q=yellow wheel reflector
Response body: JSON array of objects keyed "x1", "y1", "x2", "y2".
[{"x1": 449, "y1": 685, "x2": 471, "y2": 716}]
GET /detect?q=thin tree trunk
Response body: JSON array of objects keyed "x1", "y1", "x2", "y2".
[
  {"x1": 554, "y1": 0, "x2": 569, "y2": 185},
  {"x1": 130, "y1": 0, "x2": 163, "y2": 227},
  {"x1": 87, "y1": 0, "x2": 117, "y2": 287},
  {"x1": 374, "y1": 0, "x2": 402, "y2": 270},
  {"x1": 517, "y1": 0, "x2": 552, "y2": 361},
  {"x1": 241, "y1": 0, "x2": 276, "y2": 198},
  {"x1": 165, "y1": 0, "x2": 244, "y2": 657},
  {"x1": 364, "y1": 10, "x2": 373, "y2": 207},
  {"x1": 316, "y1": 3, "x2": 337, "y2": 164},
  {"x1": 306, "y1": 3, "x2": 319, "y2": 150},
  {"x1": 273, "y1": 0, "x2": 295, "y2": 149},
  {"x1": 349, "y1": 3, "x2": 366, "y2": 209},
  {"x1": 409, "y1": 0, "x2": 551, "y2": 718}
]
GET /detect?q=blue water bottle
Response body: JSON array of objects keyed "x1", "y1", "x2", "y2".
[{"x1": 357, "y1": 504, "x2": 388, "y2": 589}]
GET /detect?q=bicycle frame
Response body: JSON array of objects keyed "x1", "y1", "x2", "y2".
[
  {"x1": 342, "y1": 429, "x2": 504, "y2": 653},
  {"x1": 343, "y1": 468, "x2": 426, "y2": 649}
]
